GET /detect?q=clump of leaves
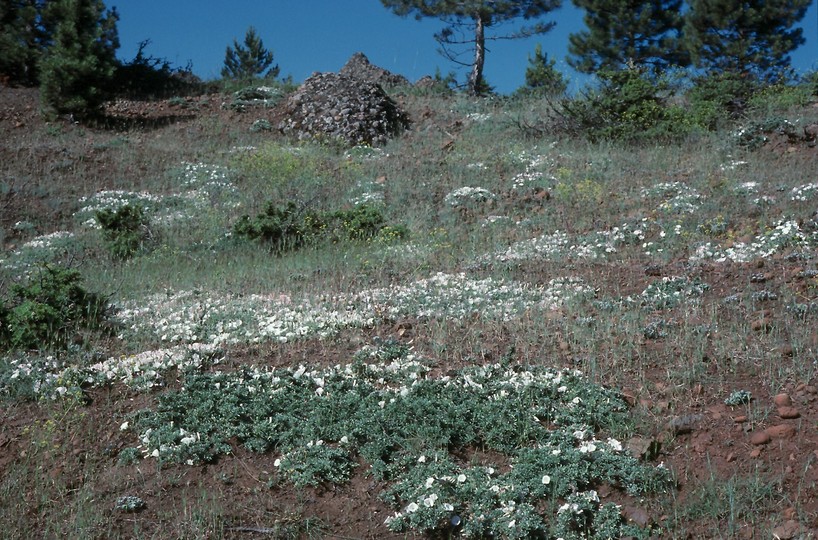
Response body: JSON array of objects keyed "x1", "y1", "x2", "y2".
[
  {"x1": 115, "y1": 495, "x2": 146, "y2": 512},
  {"x1": 0, "y1": 264, "x2": 110, "y2": 351},
  {"x1": 95, "y1": 204, "x2": 151, "y2": 259},
  {"x1": 725, "y1": 390, "x2": 752, "y2": 406}
]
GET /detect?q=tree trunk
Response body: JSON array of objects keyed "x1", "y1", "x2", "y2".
[{"x1": 468, "y1": 13, "x2": 486, "y2": 95}]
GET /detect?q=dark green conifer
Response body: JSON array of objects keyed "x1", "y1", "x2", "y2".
[
  {"x1": 0, "y1": 0, "x2": 47, "y2": 85},
  {"x1": 684, "y1": 0, "x2": 810, "y2": 81},
  {"x1": 221, "y1": 26, "x2": 279, "y2": 80},
  {"x1": 568, "y1": 0, "x2": 688, "y2": 74},
  {"x1": 38, "y1": 0, "x2": 119, "y2": 118},
  {"x1": 519, "y1": 43, "x2": 567, "y2": 96}
]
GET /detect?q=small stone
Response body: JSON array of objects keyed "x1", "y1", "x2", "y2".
[
  {"x1": 627, "y1": 436, "x2": 660, "y2": 460},
  {"x1": 765, "y1": 424, "x2": 797, "y2": 439},
  {"x1": 621, "y1": 391, "x2": 636, "y2": 406},
  {"x1": 774, "y1": 393, "x2": 793, "y2": 407},
  {"x1": 771, "y1": 520, "x2": 801, "y2": 540},
  {"x1": 726, "y1": 452, "x2": 736, "y2": 462},
  {"x1": 668, "y1": 414, "x2": 702, "y2": 435},
  {"x1": 750, "y1": 448, "x2": 762, "y2": 458},
  {"x1": 733, "y1": 415, "x2": 748, "y2": 423},
  {"x1": 621, "y1": 505, "x2": 650, "y2": 527},
  {"x1": 750, "y1": 431, "x2": 771, "y2": 445},
  {"x1": 780, "y1": 345, "x2": 795, "y2": 357},
  {"x1": 777, "y1": 406, "x2": 800, "y2": 419},
  {"x1": 751, "y1": 318, "x2": 773, "y2": 332}
]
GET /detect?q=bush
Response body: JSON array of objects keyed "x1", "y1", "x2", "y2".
[
  {"x1": 559, "y1": 66, "x2": 689, "y2": 143},
  {"x1": 95, "y1": 204, "x2": 150, "y2": 259},
  {"x1": 1, "y1": 265, "x2": 110, "y2": 351},
  {"x1": 234, "y1": 202, "x2": 407, "y2": 252},
  {"x1": 685, "y1": 71, "x2": 758, "y2": 130},
  {"x1": 110, "y1": 40, "x2": 206, "y2": 100},
  {"x1": 233, "y1": 201, "x2": 325, "y2": 252}
]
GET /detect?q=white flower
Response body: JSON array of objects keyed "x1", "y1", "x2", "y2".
[
  {"x1": 417, "y1": 455, "x2": 426, "y2": 463},
  {"x1": 406, "y1": 502, "x2": 419, "y2": 513},
  {"x1": 508, "y1": 520, "x2": 516, "y2": 528},
  {"x1": 423, "y1": 493, "x2": 438, "y2": 507},
  {"x1": 542, "y1": 475, "x2": 551, "y2": 485},
  {"x1": 120, "y1": 421, "x2": 129, "y2": 431},
  {"x1": 274, "y1": 458, "x2": 281, "y2": 467},
  {"x1": 457, "y1": 474, "x2": 467, "y2": 483},
  {"x1": 425, "y1": 477, "x2": 435, "y2": 488}
]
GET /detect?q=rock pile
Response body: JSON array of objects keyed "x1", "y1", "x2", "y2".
[
  {"x1": 339, "y1": 52, "x2": 409, "y2": 88},
  {"x1": 276, "y1": 55, "x2": 411, "y2": 147}
]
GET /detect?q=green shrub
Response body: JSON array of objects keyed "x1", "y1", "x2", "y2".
[
  {"x1": 233, "y1": 201, "x2": 325, "y2": 252},
  {"x1": 559, "y1": 66, "x2": 689, "y2": 143},
  {"x1": 685, "y1": 71, "x2": 757, "y2": 130},
  {"x1": 95, "y1": 204, "x2": 150, "y2": 259},
  {"x1": 1, "y1": 265, "x2": 110, "y2": 351},
  {"x1": 234, "y1": 202, "x2": 407, "y2": 251},
  {"x1": 747, "y1": 81, "x2": 814, "y2": 115},
  {"x1": 516, "y1": 43, "x2": 568, "y2": 98}
]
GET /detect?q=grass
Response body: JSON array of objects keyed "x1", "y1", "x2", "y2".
[{"x1": 2, "y1": 83, "x2": 818, "y2": 538}]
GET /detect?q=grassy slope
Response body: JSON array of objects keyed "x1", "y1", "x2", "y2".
[{"x1": 2, "y1": 85, "x2": 818, "y2": 538}]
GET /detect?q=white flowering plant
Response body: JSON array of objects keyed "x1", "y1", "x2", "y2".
[{"x1": 120, "y1": 341, "x2": 671, "y2": 536}]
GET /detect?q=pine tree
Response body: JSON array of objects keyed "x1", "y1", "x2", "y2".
[
  {"x1": 381, "y1": 0, "x2": 561, "y2": 96},
  {"x1": 519, "y1": 43, "x2": 567, "y2": 96},
  {"x1": 221, "y1": 26, "x2": 279, "y2": 80},
  {"x1": 568, "y1": 0, "x2": 687, "y2": 74},
  {"x1": 684, "y1": 0, "x2": 810, "y2": 82},
  {"x1": 0, "y1": 0, "x2": 48, "y2": 85},
  {"x1": 38, "y1": 0, "x2": 119, "y2": 118}
]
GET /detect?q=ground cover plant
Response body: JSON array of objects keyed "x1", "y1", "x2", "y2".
[{"x1": 2, "y1": 77, "x2": 818, "y2": 539}]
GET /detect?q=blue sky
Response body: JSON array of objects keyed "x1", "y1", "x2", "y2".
[{"x1": 116, "y1": 1, "x2": 818, "y2": 94}]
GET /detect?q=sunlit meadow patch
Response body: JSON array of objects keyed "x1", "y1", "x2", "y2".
[
  {"x1": 791, "y1": 182, "x2": 818, "y2": 202},
  {"x1": 444, "y1": 186, "x2": 497, "y2": 210},
  {"x1": 636, "y1": 276, "x2": 710, "y2": 309},
  {"x1": 74, "y1": 163, "x2": 240, "y2": 231},
  {"x1": 123, "y1": 342, "x2": 670, "y2": 536},
  {"x1": 492, "y1": 220, "x2": 655, "y2": 264},
  {"x1": 114, "y1": 273, "x2": 594, "y2": 348},
  {"x1": 0, "y1": 231, "x2": 78, "y2": 273},
  {"x1": 691, "y1": 219, "x2": 817, "y2": 263},
  {"x1": 641, "y1": 181, "x2": 703, "y2": 214}
]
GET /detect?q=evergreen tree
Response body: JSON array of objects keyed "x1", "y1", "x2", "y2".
[
  {"x1": 381, "y1": 0, "x2": 561, "y2": 96},
  {"x1": 684, "y1": 0, "x2": 810, "y2": 82},
  {"x1": 39, "y1": 0, "x2": 119, "y2": 118},
  {"x1": 568, "y1": 0, "x2": 687, "y2": 74},
  {"x1": 0, "y1": 0, "x2": 48, "y2": 85},
  {"x1": 519, "y1": 43, "x2": 567, "y2": 96},
  {"x1": 221, "y1": 26, "x2": 279, "y2": 80}
]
